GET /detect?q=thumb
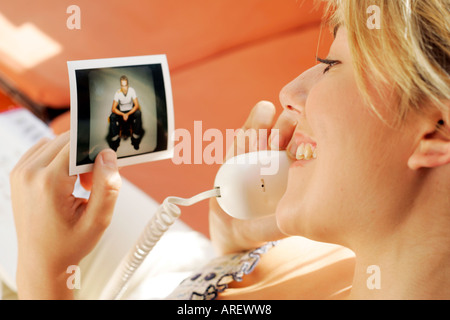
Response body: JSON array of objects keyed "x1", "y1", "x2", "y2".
[{"x1": 84, "y1": 149, "x2": 122, "y2": 231}]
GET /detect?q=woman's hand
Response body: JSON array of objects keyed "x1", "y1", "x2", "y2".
[
  {"x1": 10, "y1": 132, "x2": 121, "y2": 299},
  {"x1": 209, "y1": 101, "x2": 298, "y2": 255}
]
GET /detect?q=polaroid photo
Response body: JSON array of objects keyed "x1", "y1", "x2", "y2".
[{"x1": 68, "y1": 55, "x2": 174, "y2": 176}]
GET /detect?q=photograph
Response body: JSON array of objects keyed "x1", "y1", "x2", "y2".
[{"x1": 67, "y1": 55, "x2": 174, "y2": 175}]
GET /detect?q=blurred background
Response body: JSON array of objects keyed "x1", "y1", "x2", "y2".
[{"x1": 0, "y1": 0, "x2": 332, "y2": 237}]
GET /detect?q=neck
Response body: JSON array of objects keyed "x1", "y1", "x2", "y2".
[
  {"x1": 348, "y1": 175, "x2": 450, "y2": 299},
  {"x1": 349, "y1": 244, "x2": 450, "y2": 299}
]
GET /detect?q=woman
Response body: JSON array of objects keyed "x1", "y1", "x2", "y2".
[{"x1": 10, "y1": 0, "x2": 450, "y2": 299}]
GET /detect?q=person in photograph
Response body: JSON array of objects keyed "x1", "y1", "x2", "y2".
[
  {"x1": 107, "y1": 75, "x2": 144, "y2": 151},
  {"x1": 9, "y1": 0, "x2": 450, "y2": 300}
]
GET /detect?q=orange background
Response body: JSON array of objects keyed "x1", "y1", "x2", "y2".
[{"x1": 0, "y1": 0, "x2": 332, "y2": 237}]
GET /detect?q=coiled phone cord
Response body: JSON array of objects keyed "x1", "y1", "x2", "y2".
[{"x1": 99, "y1": 187, "x2": 221, "y2": 300}]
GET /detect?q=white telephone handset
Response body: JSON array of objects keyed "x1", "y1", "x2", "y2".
[{"x1": 214, "y1": 150, "x2": 293, "y2": 220}]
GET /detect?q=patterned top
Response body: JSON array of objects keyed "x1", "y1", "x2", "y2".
[{"x1": 166, "y1": 242, "x2": 277, "y2": 300}]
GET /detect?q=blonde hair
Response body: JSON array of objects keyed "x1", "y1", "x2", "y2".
[{"x1": 322, "y1": 0, "x2": 450, "y2": 127}]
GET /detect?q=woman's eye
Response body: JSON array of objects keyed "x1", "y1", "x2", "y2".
[{"x1": 316, "y1": 57, "x2": 340, "y2": 74}]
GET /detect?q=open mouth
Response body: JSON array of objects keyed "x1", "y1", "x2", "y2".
[{"x1": 292, "y1": 131, "x2": 317, "y2": 161}]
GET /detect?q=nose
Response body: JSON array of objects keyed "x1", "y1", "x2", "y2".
[{"x1": 279, "y1": 64, "x2": 322, "y2": 116}]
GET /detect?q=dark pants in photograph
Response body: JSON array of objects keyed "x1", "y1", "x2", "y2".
[{"x1": 107, "y1": 109, "x2": 144, "y2": 151}]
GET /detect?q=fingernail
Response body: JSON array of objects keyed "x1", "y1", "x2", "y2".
[{"x1": 101, "y1": 149, "x2": 117, "y2": 168}]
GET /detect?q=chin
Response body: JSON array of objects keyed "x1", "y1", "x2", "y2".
[
  {"x1": 276, "y1": 191, "x2": 340, "y2": 244},
  {"x1": 275, "y1": 192, "x2": 309, "y2": 237}
]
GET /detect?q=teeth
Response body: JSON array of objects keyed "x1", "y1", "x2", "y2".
[
  {"x1": 296, "y1": 143, "x2": 316, "y2": 160},
  {"x1": 296, "y1": 143, "x2": 305, "y2": 160}
]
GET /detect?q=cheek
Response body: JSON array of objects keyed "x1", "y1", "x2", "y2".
[
  {"x1": 306, "y1": 78, "x2": 360, "y2": 158},
  {"x1": 307, "y1": 78, "x2": 392, "y2": 192},
  {"x1": 276, "y1": 76, "x2": 387, "y2": 239}
]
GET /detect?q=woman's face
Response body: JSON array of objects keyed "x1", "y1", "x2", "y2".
[{"x1": 276, "y1": 27, "x2": 417, "y2": 246}]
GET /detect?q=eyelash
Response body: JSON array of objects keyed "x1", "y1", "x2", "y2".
[{"x1": 316, "y1": 57, "x2": 340, "y2": 74}]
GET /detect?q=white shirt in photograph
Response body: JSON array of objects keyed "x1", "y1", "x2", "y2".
[{"x1": 114, "y1": 87, "x2": 137, "y2": 112}]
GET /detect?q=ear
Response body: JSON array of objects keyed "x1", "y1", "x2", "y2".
[{"x1": 408, "y1": 119, "x2": 450, "y2": 170}]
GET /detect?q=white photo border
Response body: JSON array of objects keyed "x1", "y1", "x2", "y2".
[{"x1": 68, "y1": 55, "x2": 174, "y2": 176}]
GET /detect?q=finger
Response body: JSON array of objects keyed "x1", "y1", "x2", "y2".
[
  {"x1": 83, "y1": 149, "x2": 121, "y2": 232},
  {"x1": 268, "y1": 110, "x2": 297, "y2": 150},
  {"x1": 227, "y1": 101, "x2": 277, "y2": 159},
  {"x1": 14, "y1": 137, "x2": 51, "y2": 170},
  {"x1": 242, "y1": 101, "x2": 277, "y2": 131},
  {"x1": 250, "y1": 101, "x2": 277, "y2": 152},
  {"x1": 46, "y1": 141, "x2": 78, "y2": 194},
  {"x1": 28, "y1": 131, "x2": 70, "y2": 171}
]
